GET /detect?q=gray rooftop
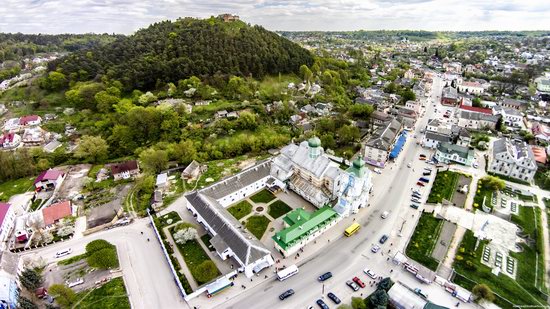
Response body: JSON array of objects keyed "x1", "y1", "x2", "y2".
[
  {"x1": 365, "y1": 118, "x2": 402, "y2": 151},
  {"x1": 438, "y1": 142, "x2": 473, "y2": 160},
  {"x1": 201, "y1": 161, "x2": 271, "y2": 200},
  {"x1": 425, "y1": 131, "x2": 452, "y2": 143}
]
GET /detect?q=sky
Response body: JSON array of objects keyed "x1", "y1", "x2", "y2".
[{"x1": 1, "y1": 0, "x2": 549, "y2": 34}]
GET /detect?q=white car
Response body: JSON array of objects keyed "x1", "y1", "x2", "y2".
[
  {"x1": 54, "y1": 248, "x2": 72, "y2": 258},
  {"x1": 371, "y1": 245, "x2": 381, "y2": 253},
  {"x1": 473, "y1": 162, "x2": 479, "y2": 168},
  {"x1": 407, "y1": 162, "x2": 412, "y2": 168},
  {"x1": 66, "y1": 278, "x2": 84, "y2": 288},
  {"x1": 373, "y1": 168, "x2": 382, "y2": 174},
  {"x1": 381, "y1": 211, "x2": 389, "y2": 219},
  {"x1": 363, "y1": 268, "x2": 377, "y2": 279}
]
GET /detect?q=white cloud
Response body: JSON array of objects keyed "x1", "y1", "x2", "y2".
[{"x1": 0, "y1": 0, "x2": 549, "y2": 34}]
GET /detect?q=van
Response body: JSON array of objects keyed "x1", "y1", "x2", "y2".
[
  {"x1": 54, "y1": 248, "x2": 72, "y2": 258},
  {"x1": 381, "y1": 211, "x2": 389, "y2": 219}
]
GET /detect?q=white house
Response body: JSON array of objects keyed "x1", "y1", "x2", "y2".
[
  {"x1": 0, "y1": 132, "x2": 21, "y2": 149},
  {"x1": 493, "y1": 106, "x2": 523, "y2": 128},
  {"x1": 457, "y1": 81, "x2": 484, "y2": 95},
  {"x1": 2, "y1": 118, "x2": 20, "y2": 132},
  {"x1": 19, "y1": 115, "x2": 42, "y2": 127},
  {"x1": 488, "y1": 138, "x2": 538, "y2": 182},
  {"x1": 0, "y1": 203, "x2": 16, "y2": 246}
]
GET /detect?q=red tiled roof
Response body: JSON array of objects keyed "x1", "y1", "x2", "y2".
[
  {"x1": 42, "y1": 200, "x2": 72, "y2": 226},
  {"x1": 531, "y1": 146, "x2": 547, "y2": 164},
  {"x1": 19, "y1": 115, "x2": 40, "y2": 125},
  {"x1": 459, "y1": 104, "x2": 493, "y2": 115},
  {"x1": 110, "y1": 160, "x2": 139, "y2": 175},
  {"x1": 34, "y1": 169, "x2": 64, "y2": 184},
  {"x1": 0, "y1": 202, "x2": 12, "y2": 227},
  {"x1": 0, "y1": 132, "x2": 14, "y2": 144}
]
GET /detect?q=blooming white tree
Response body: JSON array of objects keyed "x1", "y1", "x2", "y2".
[
  {"x1": 57, "y1": 225, "x2": 75, "y2": 237},
  {"x1": 173, "y1": 227, "x2": 198, "y2": 245}
]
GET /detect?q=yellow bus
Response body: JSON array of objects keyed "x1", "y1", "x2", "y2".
[{"x1": 344, "y1": 223, "x2": 361, "y2": 237}]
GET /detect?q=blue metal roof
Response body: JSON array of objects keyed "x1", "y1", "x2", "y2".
[{"x1": 389, "y1": 131, "x2": 408, "y2": 159}]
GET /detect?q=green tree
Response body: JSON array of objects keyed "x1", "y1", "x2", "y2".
[
  {"x1": 384, "y1": 82, "x2": 396, "y2": 94},
  {"x1": 48, "y1": 284, "x2": 77, "y2": 308},
  {"x1": 399, "y1": 88, "x2": 416, "y2": 103},
  {"x1": 19, "y1": 268, "x2": 42, "y2": 291},
  {"x1": 194, "y1": 260, "x2": 219, "y2": 284},
  {"x1": 139, "y1": 148, "x2": 169, "y2": 174},
  {"x1": 472, "y1": 284, "x2": 495, "y2": 302},
  {"x1": 94, "y1": 90, "x2": 120, "y2": 113},
  {"x1": 378, "y1": 277, "x2": 394, "y2": 291},
  {"x1": 368, "y1": 289, "x2": 388, "y2": 308},
  {"x1": 338, "y1": 125, "x2": 360, "y2": 145},
  {"x1": 237, "y1": 111, "x2": 258, "y2": 130},
  {"x1": 472, "y1": 97, "x2": 481, "y2": 107},
  {"x1": 87, "y1": 247, "x2": 119, "y2": 269},
  {"x1": 348, "y1": 104, "x2": 374, "y2": 119},
  {"x1": 74, "y1": 135, "x2": 109, "y2": 163},
  {"x1": 39, "y1": 71, "x2": 68, "y2": 90},
  {"x1": 86, "y1": 239, "x2": 115, "y2": 253},
  {"x1": 170, "y1": 140, "x2": 197, "y2": 165},
  {"x1": 481, "y1": 176, "x2": 505, "y2": 191},
  {"x1": 351, "y1": 297, "x2": 367, "y2": 309},
  {"x1": 300, "y1": 64, "x2": 313, "y2": 83}
]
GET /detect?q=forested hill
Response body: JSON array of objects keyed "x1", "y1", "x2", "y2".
[{"x1": 50, "y1": 17, "x2": 314, "y2": 90}]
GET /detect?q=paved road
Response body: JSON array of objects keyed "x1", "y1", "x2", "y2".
[
  {"x1": 20, "y1": 218, "x2": 187, "y2": 309},
  {"x1": 222, "y1": 76, "x2": 476, "y2": 308}
]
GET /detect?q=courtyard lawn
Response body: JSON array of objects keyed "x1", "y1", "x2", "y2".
[
  {"x1": 268, "y1": 200, "x2": 292, "y2": 219},
  {"x1": 175, "y1": 238, "x2": 220, "y2": 285},
  {"x1": 76, "y1": 277, "x2": 130, "y2": 309},
  {"x1": 201, "y1": 234, "x2": 215, "y2": 252},
  {"x1": 453, "y1": 230, "x2": 547, "y2": 308},
  {"x1": 473, "y1": 178, "x2": 494, "y2": 210},
  {"x1": 245, "y1": 215, "x2": 271, "y2": 240},
  {"x1": 0, "y1": 176, "x2": 35, "y2": 202},
  {"x1": 227, "y1": 200, "x2": 253, "y2": 220},
  {"x1": 154, "y1": 211, "x2": 183, "y2": 229},
  {"x1": 405, "y1": 212, "x2": 443, "y2": 271},
  {"x1": 250, "y1": 189, "x2": 276, "y2": 204},
  {"x1": 427, "y1": 171, "x2": 459, "y2": 204}
]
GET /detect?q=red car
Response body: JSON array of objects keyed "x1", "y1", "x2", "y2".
[
  {"x1": 352, "y1": 277, "x2": 366, "y2": 288},
  {"x1": 416, "y1": 182, "x2": 425, "y2": 186}
]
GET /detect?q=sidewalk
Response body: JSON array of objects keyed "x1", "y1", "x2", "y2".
[{"x1": 162, "y1": 225, "x2": 199, "y2": 290}]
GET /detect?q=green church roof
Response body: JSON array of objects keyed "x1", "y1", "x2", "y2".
[{"x1": 308, "y1": 136, "x2": 321, "y2": 148}]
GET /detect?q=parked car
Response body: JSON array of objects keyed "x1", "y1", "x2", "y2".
[
  {"x1": 413, "y1": 190, "x2": 421, "y2": 195},
  {"x1": 363, "y1": 268, "x2": 376, "y2": 279},
  {"x1": 410, "y1": 204, "x2": 419, "y2": 209},
  {"x1": 316, "y1": 299, "x2": 330, "y2": 309},
  {"x1": 407, "y1": 162, "x2": 412, "y2": 168},
  {"x1": 279, "y1": 289, "x2": 295, "y2": 300},
  {"x1": 371, "y1": 245, "x2": 381, "y2": 253},
  {"x1": 379, "y1": 234, "x2": 389, "y2": 244},
  {"x1": 411, "y1": 198, "x2": 421, "y2": 204},
  {"x1": 412, "y1": 193, "x2": 421, "y2": 198},
  {"x1": 373, "y1": 168, "x2": 382, "y2": 174},
  {"x1": 414, "y1": 288, "x2": 428, "y2": 299},
  {"x1": 419, "y1": 177, "x2": 430, "y2": 183},
  {"x1": 352, "y1": 276, "x2": 366, "y2": 288},
  {"x1": 422, "y1": 171, "x2": 431, "y2": 176},
  {"x1": 346, "y1": 280, "x2": 360, "y2": 291},
  {"x1": 54, "y1": 248, "x2": 72, "y2": 258},
  {"x1": 318, "y1": 272, "x2": 333, "y2": 282},
  {"x1": 416, "y1": 182, "x2": 425, "y2": 187},
  {"x1": 66, "y1": 278, "x2": 84, "y2": 288},
  {"x1": 381, "y1": 211, "x2": 389, "y2": 219},
  {"x1": 327, "y1": 292, "x2": 341, "y2": 304}
]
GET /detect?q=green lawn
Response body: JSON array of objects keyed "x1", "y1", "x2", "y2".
[
  {"x1": 268, "y1": 200, "x2": 292, "y2": 219},
  {"x1": 76, "y1": 277, "x2": 130, "y2": 309},
  {"x1": 58, "y1": 253, "x2": 87, "y2": 266},
  {"x1": 453, "y1": 230, "x2": 547, "y2": 308},
  {"x1": 473, "y1": 178, "x2": 494, "y2": 210},
  {"x1": 175, "y1": 238, "x2": 220, "y2": 285},
  {"x1": 201, "y1": 234, "x2": 215, "y2": 252},
  {"x1": 29, "y1": 199, "x2": 43, "y2": 211},
  {"x1": 0, "y1": 176, "x2": 35, "y2": 202},
  {"x1": 245, "y1": 215, "x2": 271, "y2": 240},
  {"x1": 227, "y1": 200, "x2": 253, "y2": 220},
  {"x1": 534, "y1": 168, "x2": 550, "y2": 190},
  {"x1": 427, "y1": 171, "x2": 459, "y2": 204},
  {"x1": 250, "y1": 189, "x2": 276, "y2": 204},
  {"x1": 154, "y1": 211, "x2": 183, "y2": 229},
  {"x1": 405, "y1": 212, "x2": 443, "y2": 271},
  {"x1": 87, "y1": 164, "x2": 104, "y2": 179}
]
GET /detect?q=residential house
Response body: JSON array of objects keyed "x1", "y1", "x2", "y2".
[
  {"x1": 501, "y1": 98, "x2": 527, "y2": 111},
  {"x1": 22, "y1": 127, "x2": 46, "y2": 146},
  {"x1": 155, "y1": 173, "x2": 169, "y2": 191},
  {"x1": 19, "y1": 115, "x2": 42, "y2": 127},
  {"x1": 488, "y1": 138, "x2": 538, "y2": 182},
  {"x1": 34, "y1": 169, "x2": 65, "y2": 191},
  {"x1": 441, "y1": 86, "x2": 458, "y2": 106},
  {"x1": 215, "y1": 110, "x2": 228, "y2": 119},
  {"x1": 363, "y1": 118, "x2": 403, "y2": 167},
  {"x1": 532, "y1": 122, "x2": 550, "y2": 142},
  {"x1": 110, "y1": 160, "x2": 139, "y2": 181},
  {"x1": 396, "y1": 106, "x2": 418, "y2": 121},
  {"x1": 404, "y1": 69, "x2": 414, "y2": 79},
  {"x1": 42, "y1": 200, "x2": 72, "y2": 228},
  {"x1": 182, "y1": 160, "x2": 206, "y2": 180},
  {"x1": 434, "y1": 142, "x2": 474, "y2": 166},
  {"x1": 492, "y1": 106, "x2": 523, "y2": 128},
  {"x1": 457, "y1": 81, "x2": 484, "y2": 95},
  {"x1": 535, "y1": 76, "x2": 550, "y2": 92},
  {"x1": 0, "y1": 132, "x2": 21, "y2": 149},
  {"x1": 226, "y1": 111, "x2": 239, "y2": 119},
  {"x1": 531, "y1": 146, "x2": 547, "y2": 166},
  {"x1": 0, "y1": 104, "x2": 6, "y2": 116},
  {"x1": 422, "y1": 119, "x2": 453, "y2": 149},
  {"x1": 457, "y1": 105, "x2": 500, "y2": 130},
  {"x1": 219, "y1": 13, "x2": 239, "y2": 22},
  {"x1": 0, "y1": 203, "x2": 16, "y2": 244},
  {"x1": 43, "y1": 140, "x2": 62, "y2": 153},
  {"x1": 370, "y1": 111, "x2": 392, "y2": 126},
  {"x1": 2, "y1": 118, "x2": 20, "y2": 132},
  {"x1": 405, "y1": 100, "x2": 421, "y2": 114}
]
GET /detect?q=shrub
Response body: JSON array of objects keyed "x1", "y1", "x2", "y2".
[
  {"x1": 19, "y1": 268, "x2": 42, "y2": 291},
  {"x1": 87, "y1": 247, "x2": 119, "y2": 269},
  {"x1": 194, "y1": 260, "x2": 219, "y2": 284},
  {"x1": 48, "y1": 284, "x2": 77, "y2": 308},
  {"x1": 472, "y1": 284, "x2": 495, "y2": 302},
  {"x1": 173, "y1": 227, "x2": 198, "y2": 245},
  {"x1": 85, "y1": 239, "x2": 114, "y2": 253}
]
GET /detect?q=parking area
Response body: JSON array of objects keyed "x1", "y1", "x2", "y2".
[
  {"x1": 43, "y1": 258, "x2": 113, "y2": 293},
  {"x1": 451, "y1": 174, "x2": 471, "y2": 208}
]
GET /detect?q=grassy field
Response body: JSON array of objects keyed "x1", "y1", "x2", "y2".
[
  {"x1": 76, "y1": 277, "x2": 130, "y2": 309},
  {"x1": 245, "y1": 215, "x2": 271, "y2": 240},
  {"x1": 200, "y1": 233, "x2": 215, "y2": 252},
  {"x1": 154, "y1": 211, "x2": 182, "y2": 229},
  {"x1": 473, "y1": 178, "x2": 494, "y2": 210},
  {"x1": 250, "y1": 189, "x2": 276, "y2": 204},
  {"x1": 227, "y1": 200, "x2": 253, "y2": 220},
  {"x1": 427, "y1": 171, "x2": 459, "y2": 204},
  {"x1": 268, "y1": 200, "x2": 292, "y2": 219},
  {"x1": 405, "y1": 212, "x2": 443, "y2": 271},
  {"x1": 58, "y1": 253, "x2": 87, "y2": 266},
  {"x1": 176, "y1": 238, "x2": 220, "y2": 285},
  {"x1": 0, "y1": 176, "x2": 34, "y2": 202},
  {"x1": 453, "y1": 230, "x2": 547, "y2": 308}
]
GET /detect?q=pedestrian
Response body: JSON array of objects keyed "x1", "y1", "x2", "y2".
[
  {"x1": 231, "y1": 264, "x2": 234, "y2": 269},
  {"x1": 141, "y1": 231, "x2": 143, "y2": 235},
  {"x1": 386, "y1": 257, "x2": 389, "y2": 261},
  {"x1": 390, "y1": 269, "x2": 393, "y2": 273},
  {"x1": 390, "y1": 243, "x2": 393, "y2": 246},
  {"x1": 250, "y1": 278, "x2": 253, "y2": 282},
  {"x1": 353, "y1": 217, "x2": 356, "y2": 221},
  {"x1": 265, "y1": 275, "x2": 268, "y2": 279}
]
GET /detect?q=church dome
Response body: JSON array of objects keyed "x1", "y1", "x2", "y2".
[{"x1": 308, "y1": 136, "x2": 321, "y2": 148}]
